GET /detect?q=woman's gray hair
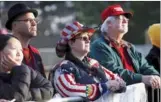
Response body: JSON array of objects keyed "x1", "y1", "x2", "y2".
[{"x1": 100, "y1": 16, "x2": 116, "y2": 33}]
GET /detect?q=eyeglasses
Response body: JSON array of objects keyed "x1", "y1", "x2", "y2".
[
  {"x1": 75, "y1": 36, "x2": 91, "y2": 42},
  {"x1": 114, "y1": 15, "x2": 129, "y2": 22},
  {"x1": 15, "y1": 18, "x2": 39, "y2": 24}
]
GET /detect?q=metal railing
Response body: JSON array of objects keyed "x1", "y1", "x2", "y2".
[
  {"x1": 47, "y1": 97, "x2": 84, "y2": 102},
  {"x1": 148, "y1": 88, "x2": 160, "y2": 102},
  {"x1": 39, "y1": 48, "x2": 160, "y2": 102},
  {"x1": 24, "y1": 83, "x2": 160, "y2": 102}
]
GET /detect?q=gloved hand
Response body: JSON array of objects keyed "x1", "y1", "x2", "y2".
[
  {"x1": 114, "y1": 78, "x2": 126, "y2": 93},
  {"x1": 106, "y1": 78, "x2": 126, "y2": 93}
]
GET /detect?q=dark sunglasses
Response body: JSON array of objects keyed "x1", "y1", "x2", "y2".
[{"x1": 75, "y1": 36, "x2": 91, "y2": 42}]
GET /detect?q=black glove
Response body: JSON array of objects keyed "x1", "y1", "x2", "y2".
[{"x1": 114, "y1": 85, "x2": 126, "y2": 93}]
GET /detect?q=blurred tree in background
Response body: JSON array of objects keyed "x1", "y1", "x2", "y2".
[
  {"x1": 74, "y1": 1, "x2": 160, "y2": 44},
  {"x1": 0, "y1": 1, "x2": 160, "y2": 48}
]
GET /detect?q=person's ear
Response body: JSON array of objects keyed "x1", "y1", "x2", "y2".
[
  {"x1": 68, "y1": 40, "x2": 73, "y2": 47},
  {"x1": 0, "y1": 51, "x2": 5, "y2": 60},
  {"x1": 0, "y1": 52, "x2": 2, "y2": 68},
  {"x1": 0, "y1": 51, "x2": 3, "y2": 73},
  {"x1": 0, "y1": 51, "x2": 2, "y2": 59},
  {"x1": 12, "y1": 21, "x2": 18, "y2": 30},
  {"x1": 107, "y1": 20, "x2": 113, "y2": 27},
  {"x1": 0, "y1": 51, "x2": 3, "y2": 62}
]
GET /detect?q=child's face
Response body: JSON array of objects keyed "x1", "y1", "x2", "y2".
[{"x1": 2, "y1": 37, "x2": 23, "y2": 65}]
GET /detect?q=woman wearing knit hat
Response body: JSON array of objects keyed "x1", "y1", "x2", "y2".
[
  {"x1": 50, "y1": 21, "x2": 126, "y2": 101},
  {"x1": 146, "y1": 23, "x2": 160, "y2": 73},
  {"x1": 146, "y1": 23, "x2": 160, "y2": 102}
]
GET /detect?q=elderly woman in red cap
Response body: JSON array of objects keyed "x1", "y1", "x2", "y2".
[{"x1": 50, "y1": 21, "x2": 126, "y2": 101}]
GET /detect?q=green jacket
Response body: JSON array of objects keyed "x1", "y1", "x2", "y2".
[{"x1": 90, "y1": 36, "x2": 159, "y2": 85}]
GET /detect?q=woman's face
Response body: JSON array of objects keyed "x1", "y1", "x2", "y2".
[
  {"x1": 2, "y1": 37, "x2": 23, "y2": 64},
  {"x1": 70, "y1": 32, "x2": 91, "y2": 55}
]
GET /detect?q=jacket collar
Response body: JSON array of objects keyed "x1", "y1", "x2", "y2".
[{"x1": 101, "y1": 34, "x2": 132, "y2": 48}]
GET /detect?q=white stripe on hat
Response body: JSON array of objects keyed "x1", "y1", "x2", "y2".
[
  {"x1": 68, "y1": 23, "x2": 80, "y2": 31},
  {"x1": 73, "y1": 21, "x2": 84, "y2": 28},
  {"x1": 61, "y1": 21, "x2": 85, "y2": 40},
  {"x1": 62, "y1": 28, "x2": 73, "y2": 36},
  {"x1": 66, "y1": 34, "x2": 72, "y2": 39},
  {"x1": 114, "y1": 7, "x2": 123, "y2": 12}
]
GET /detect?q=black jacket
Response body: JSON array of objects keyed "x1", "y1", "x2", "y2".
[
  {"x1": 146, "y1": 46, "x2": 160, "y2": 73},
  {"x1": 0, "y1": 64, "x2": 53, "y2": 102}
]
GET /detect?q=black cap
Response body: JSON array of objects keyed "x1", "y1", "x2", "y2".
[{"x1": 5, "y1": 3, "x2": 38, "y2": 30}]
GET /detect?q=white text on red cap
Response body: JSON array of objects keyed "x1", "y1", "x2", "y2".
[{"x1": 114, "y1": 7, "x2": 123, "y2": 12}]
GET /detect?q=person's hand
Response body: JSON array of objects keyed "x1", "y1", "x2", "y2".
[
  {"x1": 150, "y1": 75, "x2": 161, "y2": 89},
  {"x1": 106, "y1": 80, "x2": 120, "y2": 92},
  {"x1": 115, "y1": 76, "x2": 126, "y2": 88},
  {"x1": 142, "y1": 75, "x2": 161, "y2": 89},
  {"x1": 1, "y1": 54, "x2": 21, "y2": 72},
  {"x1": 106, "y1": 78, "x2": 126, "y2": 92}
]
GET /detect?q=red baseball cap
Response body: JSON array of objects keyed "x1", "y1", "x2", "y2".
[{"x1": 101, "y1": 4, "x2": 133, "y2": 22}]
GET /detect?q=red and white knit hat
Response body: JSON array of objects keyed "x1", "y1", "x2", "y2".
[{"x1": 56, "y1": 21, "x2": 95, "y2": 58}]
